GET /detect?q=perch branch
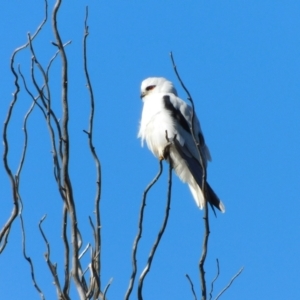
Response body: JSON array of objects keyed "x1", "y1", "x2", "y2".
[
  {"x1": 125, "y1": 160, "x2": 163, "y2": 300},
  {"x1": 137, "y1": 145, "x2": 173, "y2": 300}
]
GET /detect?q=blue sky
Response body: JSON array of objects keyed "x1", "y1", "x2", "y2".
[{"x1": 1, "y1": 1, "x2": 300, "y2": 299}]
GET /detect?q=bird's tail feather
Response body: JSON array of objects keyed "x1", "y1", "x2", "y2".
[
  {"x1": 206, "y1": 183, "x2": 225, "y2": 213},
  {"x1": 170, "y1": 140, "x2": 225, "y2": 214},
  {"x1": 188, "y1": 181, "x2": 225, "y2": 213}
]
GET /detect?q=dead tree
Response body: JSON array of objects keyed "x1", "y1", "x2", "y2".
[
  {"x1": 1, "y1": 1, "x2": 104, "y2": 299},
  {"x1": 1, "y1": 1, "x2": 242, "y2": 299}
]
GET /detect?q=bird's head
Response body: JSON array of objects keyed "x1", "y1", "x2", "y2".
[{"x1": 140, "y1": 77, "x2": 177, "y2": 99}]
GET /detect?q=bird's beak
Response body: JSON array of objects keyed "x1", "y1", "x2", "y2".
[{"x1": 140, "y1": 92, "x2": 146, "y2": 99}]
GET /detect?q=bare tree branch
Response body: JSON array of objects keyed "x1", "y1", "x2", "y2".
[
  {"x1": 214, "y1": 267, "x2": 244, "y2": 300},
  {"x1": 62, "y1": 204, "x2": 71, "y2": 297},
  {"x1": 39, "y1": 215, "x2": 68, "y2": 300},
  {"x1": 1, "y1": 89, "x2": 20, "y2": 252},
  {"x1": 22, "y1": 33, "x2": 74, "y2": 298},
  {"x1": 19, "y1": 66, "x2": 47, "y2": 118},
  {"x1": 137, "y1": 153, "x2": 173, "y2": 300},
  {"x1": 125, "y1": 160, "x2": 163, "y2": 300},
  {"x1": 15, "y1": 99, "x2": 45, "y2": 299},
  {"x1": 52, "y1": 1, "x2": 85, "y2": 298},
  {"x1": 170, "y1": 52, "x2": 210, "y2": 300},
  {"x1": 0, "y1": 0, "x2": 48, "y2": 254},
  {"x1": 47, "y1": 40, "x2": 72, "y2": 77},
  {"x1": 3, "y1": 2, "x2": 109, "y2": 299},
  {"x1": 170, "y1": 53, "x2": 244, "y2": 300},
  {"x1": 83, "y1": 6, "x2": 102, "y2": 298},
  {"x1": 103, "y1": 278, "x2": 113, "y2": 299},
  {"x1": 199, "y1": 207, "x2": 210, "y2": 300},
  {"x1": 46, "y1": 40, "x2": 72, "y2": 162},
  {"x1": 20, "y1": 207, "x2": 45, "y2": 300},
  {"x1": 209, "y1": 259, "x2": 220, "y2": 300},
  {"x1": 27, "y1": 34, "x2": 63, "y2": 198},
  {"x1": 186, "y1": 274, "x2": 198, "y2": 300},
  {"x1": 79, "y1": 243, "x2": 91, "y2": 260}
]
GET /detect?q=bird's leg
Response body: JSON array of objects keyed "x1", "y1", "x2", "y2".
[
  {"x1": 160, "y1": 146, "x2": 170, "y2": 161},
  {"x1": 159, "y1": 154, "x2": 165, "y2": 161},
  {"x1": 159, "y1": 131, "x2": 177, "y2": 160},
  {"x1": 165, "y1": 130, "x2": 171, "y2": 143}
]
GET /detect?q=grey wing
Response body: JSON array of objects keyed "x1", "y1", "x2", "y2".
[
  {"x1": 172, "y1": 139, "x2": 204, "y2": 188},
  {"x1": 163, "y1": 94, "x2": 224, "y2": 213},
  {"x1": 163, "y1": 94, "x2": 211, "y2": 165},
  {"x1": 171, "y1": 139, "x2": 224, "y2": 213}
]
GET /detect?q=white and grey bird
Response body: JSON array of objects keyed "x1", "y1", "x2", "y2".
[{"x1": 138, "y1": 77, "x2": 225, "y2": 213}]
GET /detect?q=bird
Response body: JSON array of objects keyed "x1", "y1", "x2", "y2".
[{"x1": 138, "y1": 77, "x2": 225, "y2": 213}]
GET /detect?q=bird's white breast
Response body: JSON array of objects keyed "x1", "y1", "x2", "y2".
[{"x1": 138, "y1": 94, "x2": 177, "y2": 158}]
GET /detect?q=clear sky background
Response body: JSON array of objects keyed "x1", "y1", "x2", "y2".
[{"x1": 1, "y1": 1, "x2": 300, "y2": 299}]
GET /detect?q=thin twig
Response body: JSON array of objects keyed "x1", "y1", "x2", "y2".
[
  {"x1": 186, "y1": 274, "x2": 198, "y2": 300},
  {"x1": 14, "y1": 82, "x2": 35, "y2": 185},
  {"x1": 169, "y1": 52, "x2": 207, "y2": 187},
  {"x1": 39, "y1": 215, "x2": 66, "y2": 300},
  {"x1": 46, "y1": 40, "x2": 71, "y2": 161},
  {"x1": 88, "y1": 216, "x2": 96, "y2": 239},
  {"x1": 79, "y1": 243, "x2": 91, "y2": 260},
  {"x1": 19, "y1": 206, "x2": 45, "y2": 300},
  {"x1": 27, "y1": 34, "x2": 63, "y2": 199},
  {"x1": 124, "y1": 160, "x2": 163, "y2": 300},
  {"x1": 103, "y1": 278, "x2": 113, "y2": 300},
  {"x1": 62, "y1": 204, "x2": 70, "y2": 297},
  {"x1": 214, "y1": 267, "x2": 244, "y2": 300},
  {"x1": 137, "y1": 158, "x2": 173, "y2": 300},
  {"x1": 170, "y1": 52, "x2": 209, "y2": 300},
  {"x1": 18, "y1": 66, "x2": 46, "y2": 118},
  {"x1": 209, "y1": 259, "x2": 220, "y2": 300},
  {"x1": 45, "y1": 40, "x2": 72, "y2": 162},
  {"x1": 26, "y1": 34, "x2": 76, "y2": 298},
  {"x1": 83, "y1": 6, "x2": 102, "y2": 298},
  {"x1": 16, "y1": 100, "x2": 45, "y2": 299},
  {"x1": 47, "y1": 40, "x2": 72, "y2": 77},
  {"x1": 23, "y1": 38, "x2": 71, "y2": 164},
  {"x1": 0, "y1": 0, "x2": 48, "y2": 253}
]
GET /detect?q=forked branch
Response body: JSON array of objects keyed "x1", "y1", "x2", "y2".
[
  {"x1": 125, "y1": 160, "x2": 163, "y2": 300},
  {"x1": 137, "y1": 159, "x2": 172, "y2": 300}
]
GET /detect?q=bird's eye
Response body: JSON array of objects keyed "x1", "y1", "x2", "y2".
[{"x1": 146, "y1": 85, "x2": 156, "y2": 91}]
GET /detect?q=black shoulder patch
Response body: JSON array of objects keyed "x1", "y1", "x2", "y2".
[
  {"x1": 198, "y1": 132, "x2": 205, "y2": 147},
  {"x1": 163, "y1": 95, "x2": 191, "y2": 134}
]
